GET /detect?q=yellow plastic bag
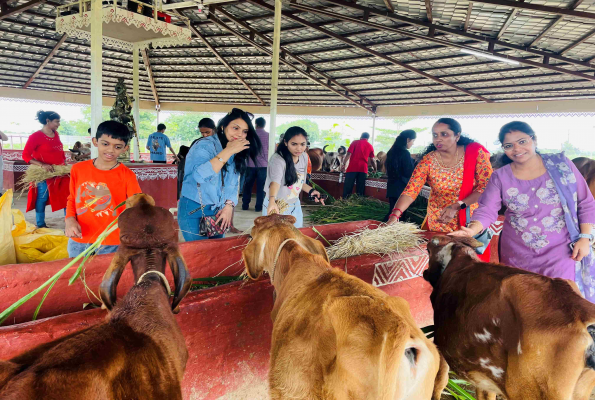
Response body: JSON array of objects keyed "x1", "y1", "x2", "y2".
[
  {"x1": 0, "y1": 190, "x2": 17, "y2": 266},
  {"x1": 15, "y1": 235, "x2": 69, "y2": 263},
  {"x1": 11, "y1": 209, "x2": 36, "y2": 238}
]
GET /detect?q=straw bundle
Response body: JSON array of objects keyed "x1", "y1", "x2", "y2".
[
  {"x1": 268, "y1": 199, "x2": 289, "y2": 215},
  {"x1": 19, "y1": 165, "x2": 71, "y2": 187},
  {"x1": 326, "y1": 222, "x2": 425, "y2": 260}
]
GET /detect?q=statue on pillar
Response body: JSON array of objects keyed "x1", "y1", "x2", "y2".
[{"x1": 110, "y1": 78, "x2": 139, "y2": 162}]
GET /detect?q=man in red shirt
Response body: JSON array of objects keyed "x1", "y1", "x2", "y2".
[{"x1": 341, "y1": 132, "x2": 376, "y2": 198}]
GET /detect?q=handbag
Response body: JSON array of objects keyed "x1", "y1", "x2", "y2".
[
  {"x1": 197, "y1": 171, "x2": 230, "y2": 238},
  {"x1": 466, "y1": 207, "x2": 492, "y2": 255}
]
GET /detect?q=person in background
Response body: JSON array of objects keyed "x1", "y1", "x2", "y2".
[
  {"x1": 0, "y1": 130, "x2": 7, "y2": 196},
  {"x1": 264, "y1": 127, "x2": 324, "y2": 228},
  {"x1": 387, "y1": 118, "x2": 492, "y2": 261},
  {"x1": 197, "y1": 118, "x2": 216, "y2": 140},
  {"x1": 65, "y1": 121, "x2": 141, "y2": 258},
  {"x1": 22, "y1": 111, "x2": 69, "y2": 228},
  {"x1": 452, "y1": 121, "x2": 595, "y2": 301},
  {"x1": 146, "y1": 123, "x2": 178, "y2": 164},
  {"x1": 341, "y1": 132, "x2": 376, "y2": 198},
  {"x1": 242, "y1": 117, "x2": 269, "y2": 212},
  {"x1": 179, "y1": 108, "x2": 261, "y2": 241},
  {"x1": 176, "y1": 118, "x2": 217, "y2": 200},
  {"x1": 384, "y1": 129, "x2": 416, "y2": 222}
]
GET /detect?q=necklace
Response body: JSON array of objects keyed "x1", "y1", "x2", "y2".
[
  {"x1": 436, "y1": 146, "x2": 460, "y2": 169},
  {"x1": 93, "y1": 158, "x2": 120, "y2": 171}
]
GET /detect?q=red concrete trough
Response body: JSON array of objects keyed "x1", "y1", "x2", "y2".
[
  {"x1": 0, "y1": 220, "x2": 438, "y2": 399},
  {"x1": 0, "y1": 220, "x2": 403, "y2": 326}
]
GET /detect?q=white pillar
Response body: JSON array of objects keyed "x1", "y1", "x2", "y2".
[
  {"x1": 269, "y1": 0, "x2": 282, "y2": 159},
  {"x1": 132, "y1": 44, "x2": 140, "y2": 161},
  {"x1": 370, "y1": 113, "x2": 377, "y2": 148},
  {"x1": 90, "y1": 0, "x2": 102, "y2": 159}
]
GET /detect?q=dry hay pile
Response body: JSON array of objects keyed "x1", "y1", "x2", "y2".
[
  {"x1": 326, "y1": 222, "x2": 425, "y2": 260},
  {"x1": 19, "y1": 165, "x2": 71, "y2": 187}
]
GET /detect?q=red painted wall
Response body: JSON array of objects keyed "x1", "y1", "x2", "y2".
[{"x1": 0, "y1": 251, "x2": 434, "y2": 399}]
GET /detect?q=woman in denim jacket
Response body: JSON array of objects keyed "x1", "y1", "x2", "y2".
[{"x1": 179, "y1": 108, "x2": 261, "y2": 241}]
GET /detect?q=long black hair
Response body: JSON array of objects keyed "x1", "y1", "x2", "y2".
[
  {"x1": 276, "y1": 126, "x2": 308, "y2": 187},
  {"x1": 419, "y1": 117, "x2": 476, "y2": 159},
  {"x1": 391, "y1": 129, "x2": 417, "y2": 151},
  {"x1": 36, "y1": 110, "x2": 60, "y2": 125},
  {"x1": 216, "y1": 108, "x2": 261, "y2": 174},
  {"x1": 498, "y1": 121, "x2": 537, "y2": 166}
]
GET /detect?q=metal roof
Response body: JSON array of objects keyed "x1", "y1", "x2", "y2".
[{"x1": 0, "y1": 0, "x2": 594, "y2": 111}]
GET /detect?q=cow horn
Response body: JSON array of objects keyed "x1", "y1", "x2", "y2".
[
  {"x1": 99, "y1": 252, "x2": 129, "y2": 311},
  {"x1": 168, "y1": 253, "x2": 192, "y2": 314}
]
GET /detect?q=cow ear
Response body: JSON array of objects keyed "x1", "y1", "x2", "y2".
[
  {"x1": 242, "y1": 236, "x2": 267, "y2": 280},
  {"x1": 302, "y1": 236, "x2": 330, "y2": 263},
  {"x1": 432, "y1": 351, "x2": 450, "y2": 400},
  {"x1": 460, "y1": 237, "x2": 484, "y2": 249}
]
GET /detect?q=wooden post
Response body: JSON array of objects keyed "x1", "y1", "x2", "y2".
[
  {"x1": 132, "y1": 44, "x2": 140, "y2": 161},
  {"x1": 269, "y1": 0, "x2": 282, "y2": 159},
  {"x1": 90, "y1": 0, "x2": 102, "y2": 159}
]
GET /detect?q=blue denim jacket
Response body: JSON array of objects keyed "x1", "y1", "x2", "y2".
[{"x1": 181, "y1": 135, "x2": 239, "y2": 211}]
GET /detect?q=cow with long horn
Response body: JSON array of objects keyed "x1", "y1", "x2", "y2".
[{"x1": 0, "y1": 193, "x2": 192, "y2": 399}]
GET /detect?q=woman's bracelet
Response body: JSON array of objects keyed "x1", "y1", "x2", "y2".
[{"x1": 390, "y1": 213, "x2": 400, "y2": 220}]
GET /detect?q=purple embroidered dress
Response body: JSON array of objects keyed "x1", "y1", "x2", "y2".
[{"x1": 472, "y1": 154, "x2": 595, "y2": 287}]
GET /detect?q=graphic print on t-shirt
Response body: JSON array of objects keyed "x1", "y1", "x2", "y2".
[
  {"x1": 75, "y1": 181, "x2": 114, "y2": 217},
  {"x1": 152, "y1": 139, "x2": 160, "y2": 152},
  {"x1": 287, "y1": 172, "x2": 305, "y2": 201}
]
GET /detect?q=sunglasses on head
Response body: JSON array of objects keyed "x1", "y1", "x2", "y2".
[{"x1": 230, "y1": 108, "x2": 254, "y2": 121}]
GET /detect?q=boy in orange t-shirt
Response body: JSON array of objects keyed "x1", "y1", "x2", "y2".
[{"x1": 65, "y1": 121, "x2": 141, "y2": 258}]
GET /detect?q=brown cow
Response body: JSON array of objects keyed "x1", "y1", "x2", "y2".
[
  {"x1": 243, "y1": 214, "x2": 449, "y2": 400},
  {"x1": 308, "y1": 147, "x2": 324, "y2": 172},
  {"x1": 425, "y1": 235, "x2": 595, "y2": 400},
  {"x1": 0, "y1": 194, "x2": 192, "y2": 399},
  {"x1": 573, "y1": 157, "x2": 595, "y2": 200},
  {"x1": 376, "y1": 151, "x2": 387, "y2": 174}
]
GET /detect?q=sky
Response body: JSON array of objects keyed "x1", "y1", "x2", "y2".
[{"x1": 1, "y1": 98, "x2": 594, "y2": 154}]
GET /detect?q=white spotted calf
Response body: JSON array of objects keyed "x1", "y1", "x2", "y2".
[{"x1": 425, "y1": 235, "x2": 595, "y2": 400}]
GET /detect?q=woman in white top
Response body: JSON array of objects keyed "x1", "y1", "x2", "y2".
[{"x1": 264, "y1": 127, "x2": 324, "y2": 228}]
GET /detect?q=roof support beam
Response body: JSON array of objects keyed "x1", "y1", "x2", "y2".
[
  {"x1": 425, "y1": 0, "x2": 433, "y2": 23},
  {"x1": 383, "y1": 0, "x2": 394, "y2": 13},
  {"x1": 304, "y1": 0, "x2": 595, "y2": 77},
  {"x1": 464, "y1": 3, "x2": 473, "y2": 31},
  {"x1": 22, "y1": 33, "x2": 66, "y2": 88},
  {"x1": 208, "y1": 7, "x2": 375, "y2": 111},
  {"x1": 187, "y1": 24, "x2": 266, "y2": 106},
  {"x1": 470, "y1": 0, "x2": 595, "y2": 20},
  {"x1": 250, "y1": 0, "x2": 490, "y2": 102},
  {"x1": 0, "y1": 0, "x2": 46, "y2": 20},
  {"x1": 497, "y1": 0, "x2": 524, "y2": 39},
  {"x1": 530, "y1": 0, "x2": 584, "y2": 46},
  {"x1": 560, "y1": 28, "x2": 595, "y2": 56},
  {"x1": 140, "y1": 48, "x2": 159, "y2": 106}
]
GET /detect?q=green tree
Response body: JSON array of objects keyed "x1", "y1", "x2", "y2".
[
  {"x1": 374, "y1": 117, "x2": 429, "y2": 152},
  {"x1": 276, "y1": 119, "x2": 321, "y2": 146},
  {"x1": 59, "y1": 106, "x2": 157, "y2": 137},
  {"x1": 318, "y1": 122, "x2": 355, "y2": 151},
  {"x1": 162, "y1": 112, "x2": 211, "y2": 142}
]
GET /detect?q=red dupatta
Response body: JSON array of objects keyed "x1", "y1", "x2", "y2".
[{"x1": 458, "y1": 142, "x2": 491, "y2": 262}]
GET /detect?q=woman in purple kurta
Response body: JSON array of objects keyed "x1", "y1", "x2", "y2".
[{"x1": 453, "y1": 121, "x2": 595, "y2": 301}]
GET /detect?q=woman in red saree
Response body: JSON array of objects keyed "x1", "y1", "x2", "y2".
[
  {"x1": 22, "y1": 111, "x2": 69, "y2": 228},
  {"x1": 387, "y1": 118, "x2": 493, "y2": 261}
]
